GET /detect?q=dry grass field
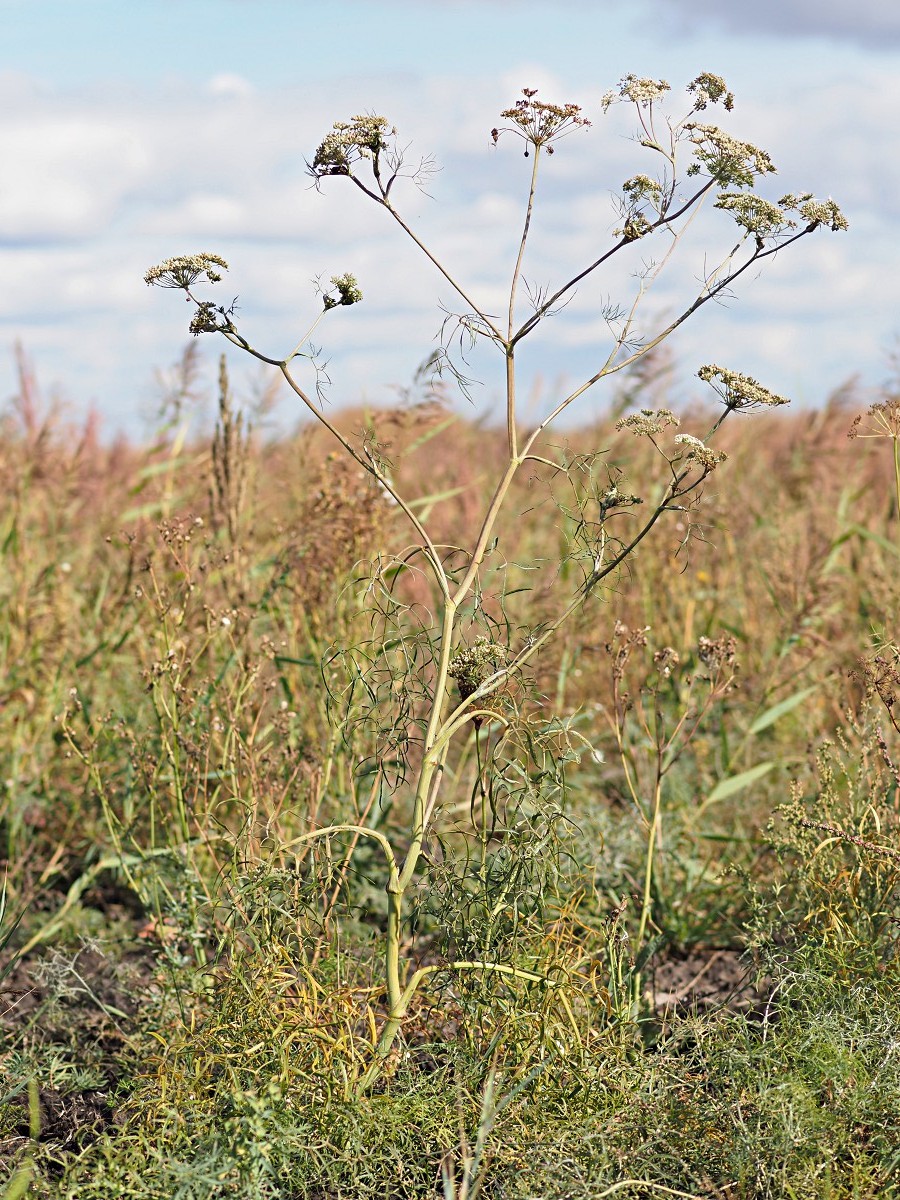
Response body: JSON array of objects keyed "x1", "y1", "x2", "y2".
[{"x1": 1, "y1": 343, "x2": 900, "y2": 1197}]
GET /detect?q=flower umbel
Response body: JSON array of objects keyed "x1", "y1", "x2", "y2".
[
  {"x1": 602, "y1": 75, "x2": 670, "y2": 112},
  {"x1": 848, "y1": 399, "x2": 900, "y2": 442},
  {"x1": 323, "y1": 273, "x2": 363, "y2": 311},
  {"x1": 780, "y1": 192, "x2": 849, "y2": 233},
  {"x1": 698, "y1": 365, "x2": 789, "y2": 411},
  {"x1": 686, "y1": 73, "x2": 735, "y2": 113},
  {"x1": 674, "y1": 433, "x2": 728, "y2": 469},
  {"x1": 714, "y1": 193, "x2": 794, "y2": 239},
  {"x1": 616, "y1": 408, "x2": 680, "y2": 437},
  {"x1": 685, "y1": 124, "x2": 776, "y2": 188},
  {"x1": 144, "y1": 253, "x2": 229, "y2": 290},
  {"x1": 448, "y1": 637, "x2": 509, "y2": 702},
  {"x1": 492, "y1": 88, "x2": 590, "y2": 155},
  {"x1": 312, "y1": 115, "x2": 396, "y2": 176}
]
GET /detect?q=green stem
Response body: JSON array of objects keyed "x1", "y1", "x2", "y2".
[
  {"x1": 358, "y1": 960, "x2": 554, "y2": 1092},
  {"x1": 636, "y1": 778, "x2": 663, "y2": 955}
]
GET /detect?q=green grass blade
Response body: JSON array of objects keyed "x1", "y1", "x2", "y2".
[
  {"x1": 705, "y1": 761, "x2": 775, "y2": 805},
  {"x1": 749, "y1": 685, "x2": 818, "y2": 735}
]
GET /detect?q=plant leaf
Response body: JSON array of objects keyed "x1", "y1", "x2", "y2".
[
  {"x1": 705, "y1": 761, "x2": 775, "y2": 805},
  {"x1": 749, "y1": 685, "x2": 818, "y2": 735}
]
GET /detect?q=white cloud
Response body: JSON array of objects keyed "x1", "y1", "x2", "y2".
[
  {"x1": 647, "y1": 0, "x2": 900, "y2": 46},
  {"x1": 207, "y1": 73, "x2": 255, "y2": 100}
]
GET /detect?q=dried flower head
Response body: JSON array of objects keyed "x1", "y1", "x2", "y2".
[
  {"x1": 448, "y1": 637, "x2": 509, "y2": 701},
  {"x1": 847, "y1": 398, "x2": 900, "y2": 441},
  {"x1": 673, "y1": 433, "x2": 728, "y2": 469},
  {"x1": 685, "y1": 124, "x2": 776, "y2": 188},
  {"x1": 615, "y1": 407, "x2": 680, "y2": 436},
  {"x1": 144, "y1": 253, "x2": 229, "y2": 290},
  {"x1": 697, "y1": 633, "x2": 738, "y2": 674},
  {"x1": 493, "y1": 88, "x2": 590, "y2": 155},
  {"x1": 654, "y1": 646, "x2": 680, "y2": 678},
  {"x1": 697, "y1": 365, "x2": 789, "y2": 411},
  {"x1": 687, "y1": 73, "x2": 735, "y2": 112},
  {"x1": 780, "y1": 192, "x2": 849, "y2": 233},
  {"x1": 312, "y1": 114, "x2": 396, "y2": 176},
  {"x1": 602, "y1": 75, "x2": 670, "y2": 112},
  {"x1": 323, "y1": 273, "x2": 363, "y2": 310}
]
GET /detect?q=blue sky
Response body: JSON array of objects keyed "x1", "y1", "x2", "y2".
[{"x1": 2, "y1": 0, "x2": 898, "y2": 435}]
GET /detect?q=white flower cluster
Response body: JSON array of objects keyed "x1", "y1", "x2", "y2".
[
  {"x1": 448, "y1": 636, "x2": 509, "y2": 701},
  {"x1": 685, "y1": 124, "x2": 776, "y2": 188},
  {"x1": 673, "y1": 433, "x2": 728, "y2": 469},
  {"x1": 615, "y1": 408, "x2": 680, "y2": 436},
  {"x1": 780, "y1": 192, "x2": 849, "y2": 233},
  {"x1": 622, "y1": 174, "x2": 662, "y2": 203},
  {"x1": 312, "y1": 115, "x2": 395, "y2": 175},
  {"x1": 323, "y1": 273, "x2": 364, "y2": 310},
  {"x1": 144, "y1": 253, "x2": 229, "y2": 290},
  {"x1": 697, "y1": 365, "x2": 789, "y2": 410},
  {"x1": 602, "y1": 75, "x2": 670, "y2": 112},
  {"x1": 714, "y1": 193, "x2": 792, "y2": 238}
]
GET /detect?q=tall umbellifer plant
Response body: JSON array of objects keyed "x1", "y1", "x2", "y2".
[{"x1": 145, "y1": 74, "x2": 846, "y2": 1086}]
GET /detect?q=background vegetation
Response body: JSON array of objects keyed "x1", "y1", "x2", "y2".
[{"x1": 1, "y1": 341, "x2": 899, "y2": 1198}]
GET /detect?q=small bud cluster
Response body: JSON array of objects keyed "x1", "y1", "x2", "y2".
[
  {"x1": 599, "y1": 482, "x2": 642, "y2": 517},
  {"x1": 615, "y1": 408, "x2": 680, "y2": 436},
  {"x1": 448, "y1": 637, "x2": 509, "y2": 701},
  {"x1": 312, "y1": 115, "x2": 396, "y2": 176},
  {"x1": 323, "y1": 273, "x2": 364, "y2": 311},
  {"x1": 602, "y1": 75, "x2": 670, "y2": 112},
  {"x1": 698, "y1": 365, "x2": 789, "y2": 411},
  {"x1": 618, "y1": 214, "x2": 653, "y2": 241},
  {"x1": 189, "y1": 301, "x2": 224, "y2": 337},
  {"x1": 144, "y1": 253, "x2": 229, "y2": 290},
  {"x1": 616, "y1": 175, "x2": 663, "y2": 240},
  {"x1": 493, "y1": 88, "x2": 590, "y2": 155},
  {"x1": 673, "y1": 433, "x2": 728, "y2": 469}
]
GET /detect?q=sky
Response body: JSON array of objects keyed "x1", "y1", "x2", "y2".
[{"x1": 1, "y1": 0, "x2": 898, "y2": 437}]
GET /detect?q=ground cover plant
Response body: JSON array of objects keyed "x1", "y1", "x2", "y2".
[{"x1": 2, "y1": 75, "x2": 899, "y2": 1198}]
